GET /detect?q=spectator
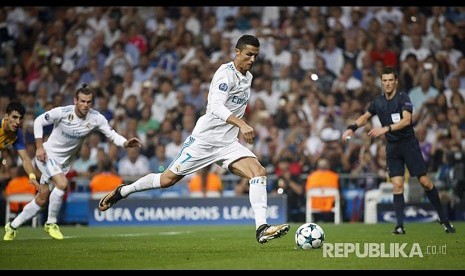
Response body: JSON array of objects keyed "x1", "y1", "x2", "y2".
[
  {"x1": 183, "y1": 77, "x2": 206, "y2": 113},
  {"x1": 320, "y1": 34, "x2": 344, "y2": 77},
  {"x1": 188, "y1": 164, "x2": 222, "y2": 197},
  {"x1": 265, "y1": 37, "x2": 292, "y2": 79},
  {"x1": 165, "y1": 128, "x2": 183, "y2": 160},
  {"x1": 3, "y1": 166, "x2": 37, "y2": 221},
  {"x1": 375, "y1": 7, "x2": 403, "y2": 32},
  {"x1": 399, "y1": 53, "x2": 420, "y2": 93},
  {"x1": 400, "y1": 6, "x2": 426, "y2": 37},
  {"x1": 104, "y1": 41, "x2": 133, "y2": 79},
  {"x1": 370, "y1": 33, "x2": 398, "y2": 69},
  {"x1": 152, "y1": 77, "x2": 178, "y2": 123},
  {"x1": 271, "y1": 158, "x2": 305, "y2": 222},
  {"x1": 89, "y1": 157, "x2": 123, "y2": 196},
  {"x1": 313, "y1": 55, "x2": 337, "y2": 94},
  {"x1": 148, "y1": 144, "x2": 172, "y2": 174},
  {"x1": 117, "y1": 146, "x2": 150, "y2": 179},
  {"x1": 133, "y1": 54, "x2": 156, "y2": 84},
  {"x1": 408, "y1": 70, "x2": 439, "y2": 111},
  {"x1": 0, "y1": 66, "x2": 16, "y2": 100},
  {"x1": 305, "y1": 158, "x2": 340, "y2": 222},
  {"x1": 399, "y1": 34, "x2": 431, "y2": 62}
]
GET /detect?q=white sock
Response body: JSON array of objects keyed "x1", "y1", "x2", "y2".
[
  {"x1": 46, "y1": 188, "x2": 65, "y2": 224},
  {"x1": 120, "y1": 173, "x2": 161, "y2": 197},
  {"x1": 11, "y1": 199, "x2": 41, "y2": 229},
  {"x1": 249, "y1": 176, "x2": 268, "y2": 229}
]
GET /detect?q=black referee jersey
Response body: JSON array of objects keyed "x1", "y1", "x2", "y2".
[{"x1": 367, "y1": 91, "x2": 415, "y2": 143}]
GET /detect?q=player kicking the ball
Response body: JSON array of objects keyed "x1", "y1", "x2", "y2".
[{"x1": 99, "y1": 34, "x2": 290, "y2": 244}]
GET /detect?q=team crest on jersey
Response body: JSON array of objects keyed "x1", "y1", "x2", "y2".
[
  {"x1": 86, "y1": 123, "x2": 92, "y2": 129},
  {"x1": 44, "y1": 113, "x2": 50, "y2": 121},
  {"x1": 219, "y1": 83, "x2": 228, "y2": 91}
]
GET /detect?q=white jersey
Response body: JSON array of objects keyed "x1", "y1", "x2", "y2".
[
  {"x1": 34, "y1": 105, "x2": 127, "y2": 168},
  {"x1": 191, "y1": 61, "x2": 253, "y2": 146}
]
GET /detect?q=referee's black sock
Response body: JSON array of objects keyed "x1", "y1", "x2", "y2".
[
  {"x1": 425, "y1": 186, "x2": 448, "y2": 222},
  {"x1": 393, "y1": 194, "x2": 405, "y2": 227}
]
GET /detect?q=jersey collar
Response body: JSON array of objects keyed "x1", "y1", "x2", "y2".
[{"x1": 231, "y1": 62, "x2": 252, "y2": 83}]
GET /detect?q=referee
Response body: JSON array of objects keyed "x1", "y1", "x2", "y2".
[{"x1": 342, "y1": 66, "x2": 456, "y2": 234}]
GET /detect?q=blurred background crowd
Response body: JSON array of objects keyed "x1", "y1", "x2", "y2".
[{"x1": 1, "y1": 6, "x2": 464, "y2": 223}]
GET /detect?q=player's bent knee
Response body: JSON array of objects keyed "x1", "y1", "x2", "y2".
[
  {"x1": 160, "y1": 172, "x2": 183, "y2": 188},
  {"x1": 35, "y1": 196, "x2": 49, "y2": 207},
  {"x1": 249, "y1": 164, "x2": 266, "y2": 177}
]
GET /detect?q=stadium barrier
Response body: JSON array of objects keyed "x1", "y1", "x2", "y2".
[
  {"x1": 62, "y1": 173, "x2": 458, "y2": 225},
  {"x1": 86, "y1": 195, "x2": 287, "y2": 226}
]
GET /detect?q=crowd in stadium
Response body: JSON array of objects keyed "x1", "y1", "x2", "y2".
[{"x1": 1, "y1": 6, "x2": 465, "y2": 222}]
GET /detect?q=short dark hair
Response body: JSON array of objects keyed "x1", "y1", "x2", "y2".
[
  {"x1": 381, "y1": 66, "x2": 398, "y2": 79},
  {"x1": 75, "y1": 83, "x2": 94, "y2": 98},
  {"x1": 235, "y1": 35, "x2": 260, "y2": 51},
  {"x1": 405, "y1": 53, "x2": 417, "y2": 60},
  {"x1": 6, "y1": 101, "x2": 26, "y2": 116}
]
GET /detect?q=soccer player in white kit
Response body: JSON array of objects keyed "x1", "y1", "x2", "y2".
[
  {"x1": 99, "y1": 35, "x2": 290, "y2": 244},
  {"x1": 5, "y1": 83, "x2": 141, "y2": 240}
]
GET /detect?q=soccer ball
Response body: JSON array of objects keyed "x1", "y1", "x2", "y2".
[{"x1": 295, "y1": 222, "x2": 325, "y2": 250}]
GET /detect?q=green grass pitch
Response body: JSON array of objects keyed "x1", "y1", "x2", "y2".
[{"x1": 1, "y1": 222, "x2": 464, "y2": 270}]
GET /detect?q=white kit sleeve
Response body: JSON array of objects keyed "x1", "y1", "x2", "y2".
[
  {"x1": 96, "y1": 113, "x2": 127, "y2": 147},
  {"x1": 33, "y1": 107, "x2": 62, "y2": 139},
  {"x1": 207, "y1": 71, "x2": 233, "y2": 121}
]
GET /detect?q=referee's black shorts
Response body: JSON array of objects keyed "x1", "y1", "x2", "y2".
[{"x1": 386, "y1": 137, "x2": 428, "y2": 178}]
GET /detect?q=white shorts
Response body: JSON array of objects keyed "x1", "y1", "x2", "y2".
[
  {"x1": 35, "y1": 157, "x2": 71, "y2": 185},
  {"x1": 168, "y1": 136, "x2": 257, "y2": 176}
]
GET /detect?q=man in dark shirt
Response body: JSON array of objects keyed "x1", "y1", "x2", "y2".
[
  {"x1": 342, "y1": 66, "x2": 456, "y2": 234},
  {"x1": 2, "y1": 101, "x2": 41, "y2": 241}
]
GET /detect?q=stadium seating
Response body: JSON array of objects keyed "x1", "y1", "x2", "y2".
[
  {"x1": 5, "y1": 193, "x2": 38, "y2": 227},
  {"x1": 364, "y1": 182, "x2": 393, "y2": 224},
  {"x1": 306, "y1": 187, "x2": 341, "y2": 224}
]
